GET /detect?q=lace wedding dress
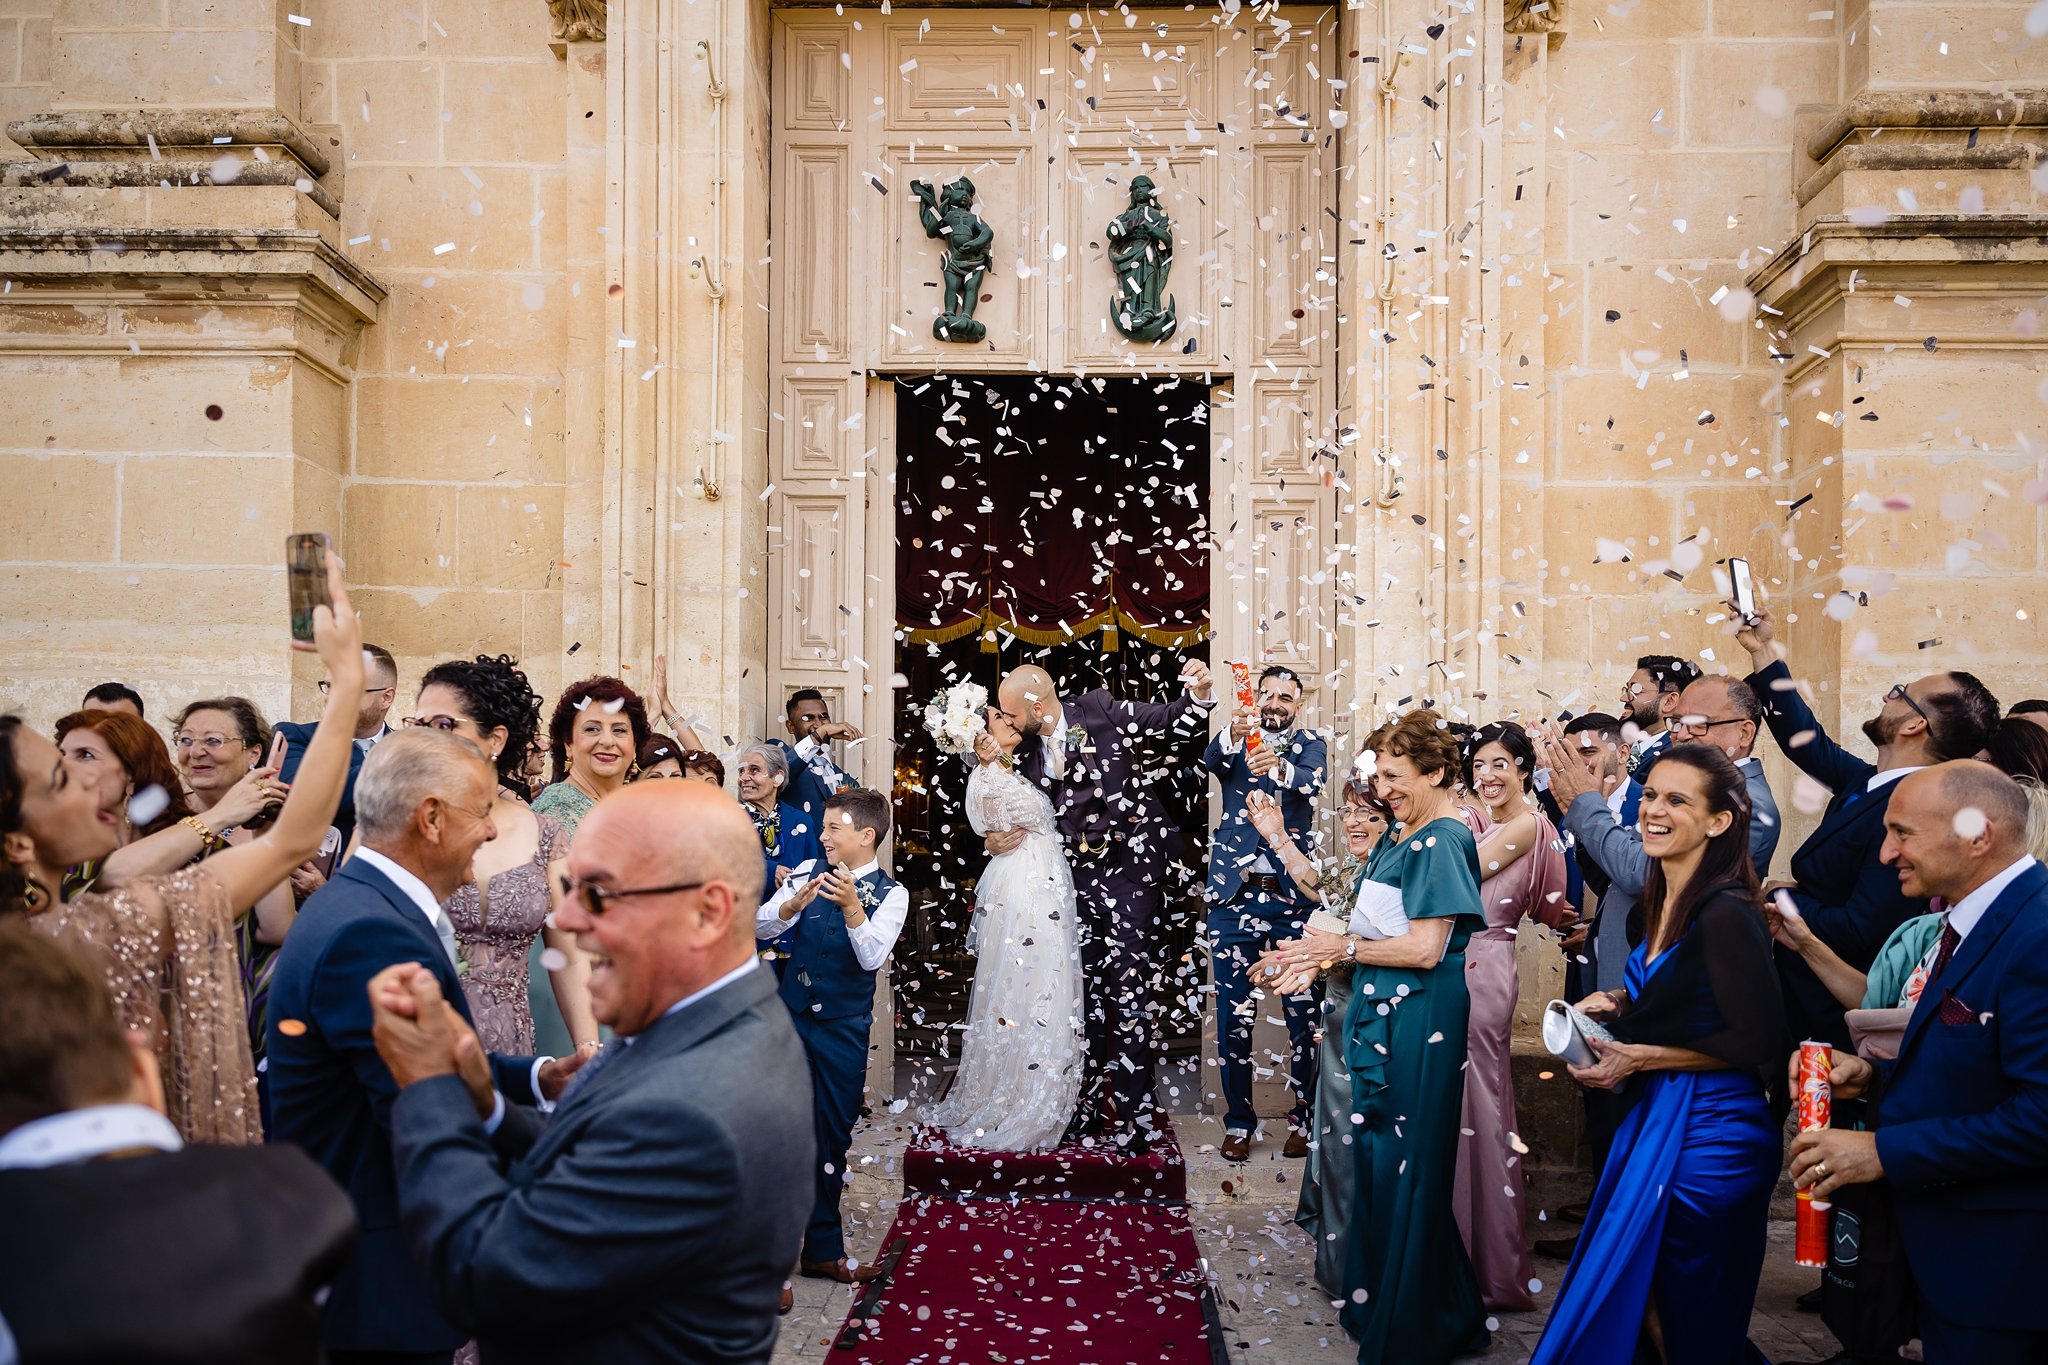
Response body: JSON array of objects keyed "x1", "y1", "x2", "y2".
[{"x1": 925, "y1": 760, "x2": 1085, "y2": 1151}]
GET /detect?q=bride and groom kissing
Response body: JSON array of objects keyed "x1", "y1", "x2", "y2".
[{"x1": 927, "y1": 661, "x2": 1215, "y2": 1155}]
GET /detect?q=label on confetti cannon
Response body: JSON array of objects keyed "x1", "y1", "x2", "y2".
[
  {"x1": 1229, "y1": 662, "x2": 1264, "y2": 754},
  {"x1": 1795, "y1": 1039, "x2": 1833, "y2": 1268}
]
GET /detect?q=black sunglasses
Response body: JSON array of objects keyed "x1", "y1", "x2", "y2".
[{"x1": 552, "y1": 870, "x2": 704, "y2": 916}]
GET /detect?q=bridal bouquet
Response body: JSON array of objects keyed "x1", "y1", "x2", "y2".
[{"x1": 922, "y1": 679, "x2": 989, "y2": 758}]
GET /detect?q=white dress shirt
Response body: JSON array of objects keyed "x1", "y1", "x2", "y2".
[
  {"x1": 1606, "y1": 781, "x2": 1632, "y2": 824},
  {"x1": 757, "y1": 858, "x2": 910, "y2": 971},
  {"x1": 355, "y1": 724, "x2": 391, "y2": 754},
  {"x1": 0, "y1": 1103, "x2": 181, "y2": 1170},
  {"x1": 792, "y1": 734, "x2": 852, "y2": 789},
  {"x1": 1946, "y1": 855, "x2": 2037, "y2": 942},
  {"x1": 1866, "y1": 764, "x2": 1926, "y2": 795}
]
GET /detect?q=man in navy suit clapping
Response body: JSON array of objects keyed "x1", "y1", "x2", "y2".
[
  {"x1": 1740, "y1": 603, "x2": 2000, "y2": 1048},
  {"x1": 1791, "y1": 763, "x2": 2048, "y2": 1365}
]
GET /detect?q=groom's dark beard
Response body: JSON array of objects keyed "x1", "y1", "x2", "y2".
[{"x1": 1260, "y1": 707, "x2": 1292, "y2": 731}]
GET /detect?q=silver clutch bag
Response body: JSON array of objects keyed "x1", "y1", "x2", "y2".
[{"x1": 1542, "y1": 999, "x2": 1616, "y2": 1069}]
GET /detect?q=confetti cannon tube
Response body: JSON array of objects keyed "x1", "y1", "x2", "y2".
[
  {"x1": 1229, "y1": 662, "x2": 1263, "y2": 753},
  {"x1": 1795, "y1": 1040, "x2": 1832, "y2": 1268}
]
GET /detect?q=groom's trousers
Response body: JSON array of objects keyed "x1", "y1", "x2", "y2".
[
  {"x1": 1070, "y1": 838, "x2": 1169, "y2": 1139},
  {"x1": 1207, "y1": 889, "x2": 1320, "y2": 1136}
]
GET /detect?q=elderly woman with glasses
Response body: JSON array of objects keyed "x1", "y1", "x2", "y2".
[{"x1": 411, "y1": 656, "x2": 600, "y2": 1059}]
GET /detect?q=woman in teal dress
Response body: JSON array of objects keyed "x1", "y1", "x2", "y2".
[{"x1": 1264, "y1": 709, "x2": 1491, "y2": 1364}]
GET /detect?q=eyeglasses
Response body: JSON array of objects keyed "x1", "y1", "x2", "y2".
[
  {"x1": 1885, "y1": 683, "x2": 1929, "y2": 724},
  {"x1": 404, "y1": 714, "x2": 472, "y2": 732},
  {"x1": 552, "y1": 870, "x2": 705, "y2": 917},
  {"x1": 1672, "y1": 715, "x2": 1751, "y2": 736},
  {"x1": 173, "y1": 733, "x2": 244, "y2": 754},
  {"x1": 320, "y1": 681, "x2": 394, "y2": 695}
]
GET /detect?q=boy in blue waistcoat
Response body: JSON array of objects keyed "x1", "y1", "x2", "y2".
[{"x1": 755, "y1": 786, "x2": 908, "y2": 1284}]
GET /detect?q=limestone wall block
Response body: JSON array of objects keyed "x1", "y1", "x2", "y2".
[
  {"x1": 0, "y1": 451, "x2": 117, "y2": 560},
  {"x1": 359, "y1": 272, "x2": 566, "y2": 379},
  {"x1": 1578, "y1": 260, "x2": 1755, "y2": 369},
  {"x1": 341, "y1": 481, "x2": 458, "y2": 587},
  {"x1": 442, "y1": 59, "x2": 566, "y2": 164},
  {"x1": 455, "y1": 484, "x2": 563, "y2": 591},
  {"x1": 54, "y1": 22, "x2": 288, "y2": 110},
  {"x1": 290, "y1": 367, "x2": 347, "y2": 477},
  {"x1": 1851, "y1": 1, "x2": 2048, "y2": 93},
  {"x1": 1548, "y1": 40, "x2": 1682, "y2": 146},
  {"x1": 1566, "y1": 148, "x2": 1796, "y2": 259},
  {"x1": 294, "y1": 0, "x2": 426, "y2": 61},
  {"x1": 1681, "y1": 39, "x2": 1838, "y2": 148},
  {"x1": 119, "y1": 451, "x2": 292, "y2": 564},
  {"x1": 343, "y1": 165, "x2": 546, "y2": 273},
  {"x1": 0, "y1": 353, "x2": 290, "y2": 453},
  {"x1": 1551, "y1": 370, "x2": 1781, "y2": 482},
  {"x1": 344, "y1": 586, "x2": 523, "y2": 661},
  {"x1": 1712, "y1": 0, "x2": 1843, "y2": 39},
  {"x1": 352, "y1": 375, "x2": 562, "y2": 482}
]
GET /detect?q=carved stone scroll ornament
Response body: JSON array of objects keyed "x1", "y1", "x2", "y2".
[
  {"x1": 546, "y1": 0, "x2": 607, "y2": 43},
  {"x1": 1107, "y1": 175, "x2": 1177, "y2": 343},
  {"x1": 1504, "y1": 0, "x2": 1564, "y2": 33},
  {"x1": 909, "y1": 176, "x2": 994, "y2": 344}
]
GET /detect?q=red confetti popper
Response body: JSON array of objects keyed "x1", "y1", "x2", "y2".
[
  {"x1": 1230, "y1": 662, "x2": 1263, "y2": 754},
  {"x1": 1795, "y1": 1040, "x2": 1832, "y2": 1268}
]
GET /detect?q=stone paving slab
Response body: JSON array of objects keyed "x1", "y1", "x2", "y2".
[{"x1": 774, "y1": 1109, "x2": 1848, "y2": 1365}]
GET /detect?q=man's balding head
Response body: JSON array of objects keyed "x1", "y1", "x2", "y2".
[
  {"x1": 557, "y1": 780, "x2": 762, "y2": 1036},
  {"x1": 1881, "y1": 760, "x2": 2031, "y2": 904},
  {"x1": 997, "y1": 665, "x2": 1061, "y2": 738}
]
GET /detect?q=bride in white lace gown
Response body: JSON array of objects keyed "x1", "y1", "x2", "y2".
[{"x1": 925, "y1": 708, "x2": 1085, "y2": 1151}]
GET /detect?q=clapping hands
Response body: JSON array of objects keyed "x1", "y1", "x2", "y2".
[{"x1": 368, "y1": 963, "x2": 493, "y2": 1117}]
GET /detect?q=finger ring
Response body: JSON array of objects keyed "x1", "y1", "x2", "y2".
[{"x1": 1814, "y1": 1161, "x2": 1829, "y2": 1178}]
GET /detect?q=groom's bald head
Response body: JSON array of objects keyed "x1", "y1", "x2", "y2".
[{"x1": 998, "y1": 665, "x2": 1060, "y2": 738}]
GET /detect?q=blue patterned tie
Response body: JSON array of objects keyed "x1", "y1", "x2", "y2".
[{"x1": 555, "y1": 1040, "x2": 619, "y2": 1108}]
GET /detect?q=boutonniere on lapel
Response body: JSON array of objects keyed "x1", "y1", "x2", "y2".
[
  {"x1": 854, "y1": 876, "x2": 881, "y2": 916},
  {"x1": 1062, "y1": 722, "x2": 1088, "y2": 751}
]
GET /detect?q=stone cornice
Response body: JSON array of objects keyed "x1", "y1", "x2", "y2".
[
  {"x1": 8, "y1": 111, "x2": 335, "y2": 178},
  {"x1": 3, "y1": 111, "x2": 344, "y2": 217},
  {"x1": 0, "y1": 225, "x2": 385, "y2": 329},
  {"x1": 1807, "y1": 89, "x2": 2048, "y2": 164},
  {"x1": 547, "y1": 0, "x2": 606, "y2": 44}
]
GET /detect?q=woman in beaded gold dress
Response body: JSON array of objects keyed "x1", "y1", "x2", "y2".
[{"x1": 0, "y1": 553, "x2": 364, "y2": 1144}]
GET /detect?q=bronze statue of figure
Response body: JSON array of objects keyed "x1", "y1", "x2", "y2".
[
  {"x1": 1107, "y1": 174, "x2": 1176, "y2": 343},
  {"x1": 910, "y1": 176, "x2": 995, "y2": 344}
]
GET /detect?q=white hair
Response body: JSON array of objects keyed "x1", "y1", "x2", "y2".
[{"x1": 354, "y1": 728, "x2": 491, "y2": 844}]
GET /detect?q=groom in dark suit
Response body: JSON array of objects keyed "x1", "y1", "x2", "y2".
[
  {"x1": 1791, "y1": 763, "x2": 2048, "y2": 1365},
  {"x1": 997, "y1": 660, "x2": 1214, "y2": 1151},
  {"x1": 1738, "y1": 603, "x2": 2000, "y2": 1048},
  {"x1": 268, "y1": 730, "x2": 577, "y2": 1365},
  {"x1": 369, "y1": 780, "x2": 813, "y2": 1365}
]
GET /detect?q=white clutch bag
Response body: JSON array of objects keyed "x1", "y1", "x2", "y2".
[
  {"x1": 1542, "y1": 999, "x2": 1615, "y2": 1068},
  {"x1": 1348, "y1": 878, "x2": 1411, "y2": 940}
]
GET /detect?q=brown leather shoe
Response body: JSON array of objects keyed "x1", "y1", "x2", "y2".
[
  {"x1": 1282, "y1": 1131, "x2": 1309, "y2": 1159},
  {"x1": 800, "y1": 1257, "x2": 884, "y2": 1284},
  {"x1": 779, "y1": 1282, "x2": 794, "y2": 1315},
  {"x1": 1220, "y1": 1131, "x2": 1251, "y2": 1162}
]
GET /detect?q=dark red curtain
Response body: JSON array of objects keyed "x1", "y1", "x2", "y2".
[{"x1": 895, "y1": 376, "x2": 1210, "y2": 647}]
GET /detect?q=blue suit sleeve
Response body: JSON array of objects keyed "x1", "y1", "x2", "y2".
[
  {"x1": 1563, "y1": 793, "x2": 1650, "y2": 898},
  {"x1": 1201, "y1": 732, "x2": 1237, "y2": 780},
  {"x1": 1875, "y1": 947, "x2": 2048, "y2": 1189},
  {"x1": 488, "y1": 1053, "x2": 540, "y2": 1107},
  {"x1": 309, "y1": 918, "x2": 432, "y2": 1135},
  {"x1": 393, "y1": 1074, "x2": 746, "y2": 1333},
  {"x1": 1747, "y1": 660, "x2": 1876, "y2": 794},
  {"x1": 275, "y1": 721, "x2": 311, "y2": 786},
  {"x1": 1289, "y1": 735, "x2": 1328, "y2": 797},
  {"x1": 1786, "y1": 849, "x2": 1921, "y2": 970}
]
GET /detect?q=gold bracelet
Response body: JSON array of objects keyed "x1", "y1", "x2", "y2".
[{"x1": 180, "y1": 814, "x2": 220, "y2": 848}]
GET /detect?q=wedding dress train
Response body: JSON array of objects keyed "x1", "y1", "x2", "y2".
[{"x1": 925, "y1": 760, "x2": 1085, "y2": 1152}]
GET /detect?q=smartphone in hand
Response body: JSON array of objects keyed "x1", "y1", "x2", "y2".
[
  {"x1": 1729, "y1": 556, "x2": 1756, "y2": 623},
  {"x1": 288, "y1": 532, "x2": 333, "y2": 644}
]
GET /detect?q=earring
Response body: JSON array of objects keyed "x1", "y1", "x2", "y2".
[{"x1": 20, "y1": 877, "x2": 49, "y2": 912}]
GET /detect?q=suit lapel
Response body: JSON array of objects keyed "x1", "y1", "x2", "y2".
[
  {"x1": 331, "y1": 859, "x2": 473, "y2": 1024},
  {"x1": 544, "y1": 966, "x2": 778, "y2": 1127},
  {"x1": 1899, "y1": 862, "x2": 2048, "y2": 1060}
]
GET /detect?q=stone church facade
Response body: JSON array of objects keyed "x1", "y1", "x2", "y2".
[{"x1": 3, "y1": 0, "x2": 2044, "y2": 820}]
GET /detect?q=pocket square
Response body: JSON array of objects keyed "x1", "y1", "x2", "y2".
[{"x1": 1936, "y1": 991, "x2": 1981, "y2": 1027}]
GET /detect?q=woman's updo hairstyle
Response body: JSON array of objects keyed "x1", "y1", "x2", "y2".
[
  {"x1": 419, "y1": 655, "x2": 545, "y2": 796},
  {"x1": 1372, "y1": 708, "x2": 1461, "y2": 788}
]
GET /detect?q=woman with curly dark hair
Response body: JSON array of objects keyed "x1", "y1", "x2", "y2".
[
  {"x1": 409, "y1": 656, "x2": 598, "y2": 1058},
  {"x1": 531, "y1": 676, "x2": 651, "y2": 844}
]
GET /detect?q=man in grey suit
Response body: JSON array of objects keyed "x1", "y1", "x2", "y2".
[{"x1": 367, "y1": 781, "x2": 813, "y2": 1365}]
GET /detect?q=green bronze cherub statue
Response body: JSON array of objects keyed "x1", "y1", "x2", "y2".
[
  {"x1": 910, "y1": 175, "x2": 995, "y2": 344},
  {"x1": 1107, "y1": 174, "x2": 1177, "y2": 343}
]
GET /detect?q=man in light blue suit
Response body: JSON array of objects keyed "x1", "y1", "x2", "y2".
[
  {"x1": 1201, "y1": 665, "x2": 1326, "y2": 1162},
  {"x1": 1791, "y1": 763, "x2": 2048, "y2": 1365},
  {"x1": 373, "y1": 779, "x2": 813, "y2": 1365}
]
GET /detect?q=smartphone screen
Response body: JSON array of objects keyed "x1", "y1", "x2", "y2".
[
  {"x1": 1730, "y1": 556, "x2": 1756, "y2": 622},
  {"x1": 312, "y1": 826, "x2": 343, "y2": 878},
  {"x1": 288, "y1": 533, "x2": 332, "y2": 644}
]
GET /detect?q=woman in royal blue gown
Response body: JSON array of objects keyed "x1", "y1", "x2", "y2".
[{"x1": 1531, "y1": 742, "x2": 1784, "y2": 1365}]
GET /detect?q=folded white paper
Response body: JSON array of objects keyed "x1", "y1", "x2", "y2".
[{"x1": 1349, "y1": 878, "x2": 1410, "y2": 940}]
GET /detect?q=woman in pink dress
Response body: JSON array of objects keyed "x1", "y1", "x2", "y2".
[{"x1": 1455, "y1": 721, "x2": 1573, "y2": 1311}]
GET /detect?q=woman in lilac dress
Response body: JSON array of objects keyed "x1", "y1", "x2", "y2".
[
  {"x1": 415, "y1": 656, "x2": 599, "y2": 1056},
  {"x1": 1457, "y1": 721, "x2": 1572, "y2": 1311}
]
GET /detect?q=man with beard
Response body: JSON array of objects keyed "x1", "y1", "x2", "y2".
[
  {"x1": 1739, "y1": 604, "x2": 2001, "y2": 1050},
  {"x1": 995, "y1": 660, "x2": 1214, "y2": 1154},
  {"x1": 1199, "y1": 665, "x2": 1327, "y2": 1162},
  {"x1": 1617, "y1": 654, "x2": 1701, "y2": 778}
]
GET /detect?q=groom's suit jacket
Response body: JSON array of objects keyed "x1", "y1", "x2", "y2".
[
  {"x1": 389, "y1": 964, "x2": 814, "y2": 1365},
  {"x1": 1016, "y1": 687, "x2": 1206, "y2": 866}
]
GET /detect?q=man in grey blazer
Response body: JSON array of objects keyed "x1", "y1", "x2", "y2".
[{"x1": 368, "y1": 781, "x2": 813, "y2": 1365}]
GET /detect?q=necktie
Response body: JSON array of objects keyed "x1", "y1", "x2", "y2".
[
  {"x1": 431, "y1": 909, "x2": 461, "y2": 973},
  {"x1": 556, "y1": 1039, "x2": 618, "y2": 1107},
  {"x1": 1927, "y1": 921, "x2": 1962, "y2": 987}
]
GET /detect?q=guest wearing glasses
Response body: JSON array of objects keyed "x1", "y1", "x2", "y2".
[
  {"x1": 276, "y1": 643, "x2": 399, "y2": 841},
  {"x1": 412, "y1": 656, "x2": 599, "y2": 1059},
  {"x1": 1738, "y1": 603, "x2": 2000, "y2": 1050},
  {"x1": 1667, "y1": 674, "x2": 1780, "y2": 876}
]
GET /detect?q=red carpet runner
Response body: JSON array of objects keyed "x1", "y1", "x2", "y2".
[{"x1": 829, "y1": 1117, "x2": 1226, "y2": 1363}]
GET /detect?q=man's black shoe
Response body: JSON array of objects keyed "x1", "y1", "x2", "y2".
[{"x1": 1532, "y1": 1234, "x2": 1579, "y2": 1260}]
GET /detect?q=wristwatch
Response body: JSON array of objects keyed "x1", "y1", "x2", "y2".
[{"x1": 1344, "y1": 937, "x2": 1359, "y2": 962}]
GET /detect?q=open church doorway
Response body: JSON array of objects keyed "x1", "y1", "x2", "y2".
[{"x1": 888, "y1": 374, "x2": 1213, "y2": 1109}]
